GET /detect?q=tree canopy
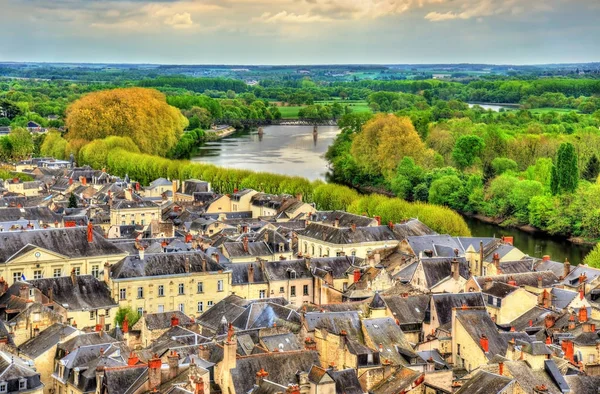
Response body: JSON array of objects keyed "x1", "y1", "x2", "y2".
[{"x1": 65, "y1": 87, "x2": 188, "y2": 156}]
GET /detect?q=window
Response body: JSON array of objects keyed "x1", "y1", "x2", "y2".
[
  {"x1": 12, "y1": 272, "x2": 21, "y2": 283},
  {"x1": 54, "y1": 268, "x2": 61, "y2": 278},
  {"x1": 279, "y1": 286, "x2": 284, "y2": 293},
  {"x1": 73, "y1": 267, "x2": 80, "y2": 276},
  {"x1": 178, "y1": 283, "x2": 185, "y2": 295},
  {"x1": 343, "y1": 282, "x2": 348, "y2": 292},
  {"x1": 158, "y1": 285, "x2": 164, "y2": 297},
  {"x1": 259, "y1": 290, "x2": 266, "y2": 299},
  {"x1": 336, "y1": 251, "x2": 343, "y2": 257},
  {"x1": 197, "y1": 282, "x2": 204, "y2": 293},
  {"x1": 289, "y1": 270, "x2": 296, "y2": 279},
  {"x1": 179, "y1": 303, "x2": 184, "y2": 312},
  {"x1": 91, "y1": 265, "x2": 99, "y2": 278},
  {"x1": 89, "y1": 311, "x2": 95, "y2": 320},
  {"x1": 304, "y1": 243, "x2": 307, "y2": 254},
  {"x1": 197, "y1": 302, "x2": 203, "y2": 313},
  {"x1": 119, "y1": 288, "x2": 126, "y2": 300},
  {"x1": 351, "y1": 250, "x2": 356, "y2": 257},
  {"x1": 291, "y1": 286, "x2": 296, "y2": 297},
  {"x1": 137, "y1": 307, "x2": 143, "y2": 316},
  {"x1": 0, "y1": 382, "x2": 6, "y2": 393},
  {"x1": 590, "y1": 354, "x2": 595, "y2": 363},
  {"x1": 207, "y1": 301, "x2": 213, "y2": 307},
  {"x1": 137, "y1": 287, "x2": 144, "y2": 299},
  {"x1": 311, "y1": 245, "x2": 315, "y2": 256},
  {"x1": 34, "y1": 270, "x2": 42, "y2": 279},
  {"x1": 319, "y1": 247, "x2": 322, "y2": 257},
  {"x1": 496, "y1": 298, "x2": 502, "y2": 308},
  {"x1": 303, "y1": 285, "x2": 309, "y2": 296},
  {"x1": 19, "y1": 380, "x2": 26, "y2": 390},
  {"x1": 105, "y1": 309, "x2": 110, "y2": 317},
  {"x1": 487, "y1": 295, "x2": 494, "y2": 305},
  {"x1": 217, "y1": 280, "x2": 223, "y2": 292}
]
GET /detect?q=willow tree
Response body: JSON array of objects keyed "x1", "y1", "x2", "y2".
[{"x1": 65, "y1": 87, "x2": 188, "y2": 156}]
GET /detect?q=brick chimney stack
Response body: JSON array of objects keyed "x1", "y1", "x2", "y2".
[
  {"x1": 480, "y1": 335, "x2": 489, "y2": 353},
  {"x1": 255, "y1": 369, "x2": 269, "y2": 386},
  {"x1": 19, "y1": 284, "x2": 29, "y2": 300},
  {"x1": 148, "y1": 354, "x2": 162, "y2": 390},
  {"x1": 167, "y1": 350, "x2": 180, "y2": 380},
  {"x1": 171, "y1": 314, "x2": 180, "y2": 327},
  {"x1": 579, "y1": 307, "x2": 588, "y2": 323},
  {"x1": 353, "y1": 269, "x2": 361, "y2": 283},
  {"x1": 563, "y1": 258, "x2": 571, "y2": 279},
  {"x1": 87, "y1": 222, "x2": 94, "y2": 243},
  {"x1": 451, "y1": 258, "x2": 460, "y2": 281},
  {"x1": 248, "y1": 264, "x2": 254, "y2": 283},
  {"x1": 122, "y1": 316, "x2": 129, "y2": 333},
  {"x1": 243, "y1": 237, "x2": 249, "y2": 253}
]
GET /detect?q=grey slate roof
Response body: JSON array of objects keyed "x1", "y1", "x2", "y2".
[
  {"x1": 550, "y1": 288, "x2": 579, "y2": 310},
  {"x1": 263, "y1": 259, "x2": 312, "y2": 281},
  {"x1": 111, "y1": 251, "x2": 224, "y2": 279},
  {"x1": 383, "y1": 294, "x2": 430, "y2": 325},
  {"x1": 329, "y1": 368, "x2": 364, "y2": 394},
  {"x1": 223, "y1": 240, "x2": 273, "y2": 258},
  {"x1": 474, "y1": 271, "x2": 560, "y2": 289},
  {"x1": 362, "y1": 317, "x2": 412, "y2": 366},
  {"x1": 0, "y1": 206, "x2": 61, "y2": 223},
  {"x1": 455, "y1": 370, "x2": 513, "y2": 394},
  {"x1": 299, "y1": 223, "x2": 398, "y2": 245},
  {"x1": 456, "y1": 309, "x2": 508, "y2": 358},
  {"x1": 431, "y1": 293, "x2": 485, "y2": 328},
  {"x1": 0, "y1": 227, "x2": 125, "y2": 263},
  {"x1": 304, "y1": 311, "x2": 362, "y2": 339},
  {"x1": 231, "y1": 351, "x2": 320, "y2": 394},
  {"x1": 28, "y1": 275, "x2": 117, "y2": 311},
  {"x1": 18, "y1": 323, "x2": 77, "y2": 358},
  {"x1": 482, "y1": 282, "x2": 519, "y2": 299},
  {"x1": 222, "y1": 262, "x2": 267, "y2": 284},
  {"x1": 140, "y1": 311, "x2": 195, "y2": 330},
  {"x1": 310, "y1": 210, "x2": 376, "y2": 227},
  {"x1": 564, "y1": 375, "x2": 600, "y2": 394},
  {"x1": 420, "y1": 257, "x2": 469, "y2": 287},
  {"x1": 260, "y1": 333, "x2": 301, "y2": 352}
]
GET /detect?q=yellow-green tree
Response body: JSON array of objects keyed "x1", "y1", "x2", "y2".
[
  {"x1": 65, "y1": 87, "x2": 187, "y2": 156},
  {"x1": 350, "y1": 114, "x2": 429, "y2": 178},
  {"x1": 40, "y1": 131, "x2": 68, "y2": 160}
]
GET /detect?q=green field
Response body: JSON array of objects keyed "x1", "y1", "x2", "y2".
[
  {"x1": 278, "y1": 106, "x2": 303, "y2": 119},
  {"x1": 527, "y1": 107, "x2": 579, "y2": 114},
  {"x1": 277, "y1": 100, "x2": 372, "y2": 119}
]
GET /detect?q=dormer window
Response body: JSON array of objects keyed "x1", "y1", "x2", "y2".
[
  {"x1": 278, "y1": 243, "x2": 284, "y2": 252},
  {"x1": 0, "y1": 382, "x2": 6, "y2": 393},
  {"x1": 289, "y1": 270, "x2": 297, "y2": 279},
  {"x1": 19, "y1": 378, "x2": 27, "y2": 390}
]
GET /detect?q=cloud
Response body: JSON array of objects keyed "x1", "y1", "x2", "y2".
[
  {"x1": 257, "y1": 11, "x2": 333, "y2": 23},
  {"x1": 424, "y1": 0, "x2": 556, "y2": 22},
  {"x1": 164, "y1": 12, "x2": 194, "y2": 28}
]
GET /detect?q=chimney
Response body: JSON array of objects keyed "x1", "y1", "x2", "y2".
[
  {"x1": 563, "y1": 258, "x2": 571, "y2": 279},
  {"x1": 48, "y1": 287, "x2": 53, "y2": 303},
  {"x1": 256, "y1": 368, "x2": 269, "y2": 386},
  {"x1": 122, "y1": 316, "x2": 129, "y2": 333},
  {"x1": 135, "y1": 182, "x2": 140, "y2": 192},
  {"x1": 388, "y1": 221, "x2": 394, "y2": 230},
  {"x1": 72, "y1": 320, "x2": 77, "y2": 328},
  {"x1": 87, "y1": 222, "x2": 94, "y2": 243},
  {"x1": 171, "y1": 314, "x2": 180, "y2": 327},
  {"x1": 350, "y1": 223, "x2": 356, "y2": 232},
  {"x1": 451, "y1": 258, "x2": 460, "y2": 281},
  {"x1": 198, "y1": 345, "x2": 211, "y2": 360},
  {"x1": 492, "y1": 253, "x2": 500, "y2": 269},
  {"x1": 479, "y1": 241, "x2": 484, "y2": 276},
  {"x1": 286, "y1": 385, "x2": 301, "y2": 394},
  {"x1": 194, "y1": 377, "x2": 205, "y2": 394},
  {"x1": 128, "y1": 352, "x2": 139, "y2": 366},
  {"x1": 148, "y1": 354, "x2": 162, "y2": 389},
  {"x1": 543, "y1": 255, "x2": 550, "y2": 262},
  {"x1": 185, "y1": 256, "x2": 190, "y2": 273},
  {"x1": 334, "y1": 218, "x2": 339, "y2": 228},
  {"x1": 538, "y1": 276, "x2": 543, "y2": 289},
  {"x1": 167, "y1": 350, "x2": 180, "y2": 380},
  {"x1": 212, "y1": 253, "x2": 220, "y2": 264},
  {"x1": 139, "y1": 248, "x2": 145, "y2": 261},
  {"x1": 68, "y1": 177, "x2": 73, "y2": 186},
  {"x1": 480, "y1": 335, "x2": 489, "y2": 353},
  {"x1": 19, "y1": 285, "x2": 29, "y2": 300},
  {"x1": 33, "y1": 326, "x2": 40, "y2": 337},
  {"x1": 243, "y1": 237, "x2": 249, "y2": 253},
  {"x1": 185, "y1": 233, "x2": 193, "y2": 243},
  {"x1": 69, "y1": 268, "x2": 77, "y2": 285},
  {"x1": 498, "y1": 361, "x2": 504, "y2": 376},
  {"x1": 508, "y1": 277, "x2": 517, "y2": 287},
  {"x1": 544, "y1": 314, "x2": 556, "y2": 329},
  {"x1": 579, "y1": 307, "x2": 588, "y2": 323},
  {"x1": 295, "y1": 193, "x2": 303, "y2": 202},
  {"x1": 374, "y1": 216, "x2": 381, "y2": 226},
  {"x1": 502, "y1": 236, "x2": 513, "y2": 246},
  {"x1": 562, "y1": 340, "x2": 574, "y2": 363},
  {"x1": 172, "y1": 180, "x2": 178, "y2": 201},
  {"x1": 353, "y1": 269, "x2": 361, "y2": 283},
  {"x1": 580, "y1": 287, "x2": 585, "y2": 300},
  {"x1": 103, "y1": 262, "x2": 111, "y2": 284},
  {"x1": 248, "y1": 264, "x2": 255, "y2": 283}
]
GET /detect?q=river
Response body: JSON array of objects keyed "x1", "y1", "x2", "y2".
[
  {"x1": 462, "y1": 216, "x2": 593, "y2": 265},
  {"x1": 193, "y1": 125, "x2": 593, "y2": 264},
  {"x1": 192, "y1": 125, "x2": 338, "y2": 181},
  {"x1": 468, "y1": 103, "x2": 519, "y2": 112}
]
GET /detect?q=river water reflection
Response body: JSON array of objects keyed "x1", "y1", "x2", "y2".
[{"x1": 192, "y1": 125, "x2": 338, "y2": 181}]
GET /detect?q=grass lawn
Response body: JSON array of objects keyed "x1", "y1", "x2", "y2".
[
  {"x1": 528, "y1": 107, "x2": 579, "y2": 114},
  {"x1": 278, "y1": 100, "x2": 373, "y2": 119},
  {"x1": 278, "y1": 106, "x2": 303, "y2": 119}
]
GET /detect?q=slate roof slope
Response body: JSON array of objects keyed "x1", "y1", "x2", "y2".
[
  {"x1": 101, "y1": 365, "x2": 148, "y2": 394},
  {"x1": 421, "y1": 257, "x2": 469, "y2": 287},
  {"x1": 456, "y1": 309, "x2": 508, "y2": 358},
  {"x1": 474, "y1": 271, "x2": 560, "y2": 289},
  {"x1": 111, "y1": 251, "x2": 224, "y2": 279},
  {"x1": 0, "y1": 227, "x2": 125, "y2": 263},
  {"x1": 482, "y1": 282, "x2": 519, "y2": 299},
  {"x1": 496, "y1": 258, "x2": 535, "y2": 274},
  {"x1": 58, "y1": 331, "x2": 118, "y2": 353},
  {"x1": 223, "y1": 240, "x2": 273, "y2": 258},
  {"x1": 391, "y1": 219, "x2": 436, "y2": 240},
  {"x1": 329, "y1": 368, "x2": 364, "y2": 394},
  {"x1": 304, "y1": 311, "x2": 363, "y2": 340},
  {"x1": 196, "y1": 295, "x2": 249, "y2": 331},
  {"x1": 138, "y1": 311, "x2": 195, "y2": 330},
  {"x1": 28, "y1": 275, "x2": 117, "y2": 311},
  {"x1": 564, "y1": 375, "x2": 600, "y2": 394},
  {"x1": 362, "y1": 317, "x2": 412, "y2": 366},
  {"x1": 231, "y1": 351, "x2": 320, "y2": 394},
  {"x1": 431, "y1": 293, "x2": 485, "y2": 328},
  {"x1": 503, "y1": 360, "x2": 562, "y2": 394},
  {"x1": 222, "y1": 262, "x2": 267, "y2": 285},
  {"x1": 383, "y1": 295, "x2": 430, "y2": 325},
  {"x1": 550, "y1": 288, "x2": 579, "y2": 310},
  {"x1": 263, "y1": 259, "x2": 312, "y2": 281},
  {"x1": 260, "y1": 333, "x2": 301, "y2": 352},
  {"x1": 0, "y1": 350, "x2": 42, "y2": 390},
  {"x1": 370, "y1": 367, "x2": 422, "y2": 394},
  {"x1": 233, "y1": 302, "x2": 301, "y2": 331},
  {"x1": 0, "y1": 206, "x2": 62, "y2": 223},
  {"x1": 299, "y1": 223, "x2": 398, "y2": 245},
  {"x1": 562, "y1": 265, "x2": 600, "y2": 287},
  {"x1": 18, "y1": 323, "x2": 78, "y2": 358},
  {"x1": 455, "y1": 370, "x2": 513, "y2": 394},
  {"x1": 309, "y1": 256, "x2": 362, "y2": 279},
  {"x1": 310, "y1": 210, "x2": 376, "y2": 228}
]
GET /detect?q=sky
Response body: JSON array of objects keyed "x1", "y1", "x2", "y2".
[{"x1": 0, "y1": 0, "x2": 599, "y2": 65}]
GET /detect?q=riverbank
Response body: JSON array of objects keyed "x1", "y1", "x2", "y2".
[{"x1": 204, "y1": 125, "x2": 237, "y2": 141}]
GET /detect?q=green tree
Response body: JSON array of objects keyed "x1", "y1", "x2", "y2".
[
  {"x1": 583, "y1": 154, "x2": 600, "y2": 182},
  {"x1": 40, "y1": 131, "x2": 68, "y2": 160},
  {"x1": 551, "y1": 142, "x2": 579, "y2": 194},
  {"x1": 8, "y1": 127, "x2": 34, "y2": 160},
  {"x1": 68, "y1": 193, "x2": 78, "y2": 208},
  {"x1": 452, "y1": 135, "x2": 485, "y2": 169},
  {"x1": 491, "y1": 157, "x2": 518, "y2": 175},
  {"x1": 114, "y1": 306, "x2": 141, "y2": 328}
]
